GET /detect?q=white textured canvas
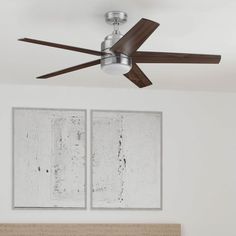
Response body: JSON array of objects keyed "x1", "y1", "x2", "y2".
[
  {"x1": 91, "y1": 111, "x2": 162, "y2": 209},
  {"x1": 13, "y1": 108, "x2": 86, "y2": 208}
]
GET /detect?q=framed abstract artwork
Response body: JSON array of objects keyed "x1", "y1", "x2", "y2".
[
  {"x1": 91, "y1": 110, "x2": 162, "y2": 209},
  {"x1": 13, "y1": 108, "x2": 86, "y2": 209}
]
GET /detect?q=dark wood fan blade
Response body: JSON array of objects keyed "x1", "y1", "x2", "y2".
[
  {"x1": 124, "y1": 63, "x2": 152, "y2": 88},
  {"x1": 37, "y1": 59, "x2": 101, "y2": 79},
  {"x1": 18, "y1": 38, "x2": 107, "y2": 56},
  {"x1": 132, "y1": 51, "x2": 221, "y2": 64},
  {"x1": 110, "y1": 18, "x2": 159, "y2": 56}
]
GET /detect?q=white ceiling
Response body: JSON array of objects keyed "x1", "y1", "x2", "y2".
[{"x1": 1, "y1": 0, "x2": 236, "y2": 92}]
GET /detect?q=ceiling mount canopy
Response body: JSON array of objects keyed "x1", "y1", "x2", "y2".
[{"x1": 18, "y1": 11, "x2": 221, "y2": 88}]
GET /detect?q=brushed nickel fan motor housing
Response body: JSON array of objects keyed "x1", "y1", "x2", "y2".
[{"x1": 101, "y1": 11, "x2": 132, "y2": 75}]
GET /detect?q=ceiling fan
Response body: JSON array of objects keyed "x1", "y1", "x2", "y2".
[{"x1": 19, "y1": 11, "x2": 221, "y2": 88}]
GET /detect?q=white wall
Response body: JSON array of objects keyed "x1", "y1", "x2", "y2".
[{"x1": 0, "y1": 84, "x2": 236, "y2": 236}]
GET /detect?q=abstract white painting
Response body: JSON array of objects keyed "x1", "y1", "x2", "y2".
[
  {"x1": 91, "y1": 110, "x2": 162, "y2": 209},
  {"x1": 13, "y1": 108, "x2": 86, "y2": 208}
]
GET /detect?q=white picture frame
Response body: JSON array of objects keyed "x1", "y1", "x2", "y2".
[
  {"x1": 91, "y1": 110, "x2": 162, "y2": 210},
  {"x1": 13, "y1": 107, "x2": 87, "y2": 209}
]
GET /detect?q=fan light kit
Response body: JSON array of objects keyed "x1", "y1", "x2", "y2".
[{"x1": 19, "y1": 11, "x2": 221, "y2": 88}]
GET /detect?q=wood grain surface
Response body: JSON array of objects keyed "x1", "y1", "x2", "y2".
[{"x1": 0, "y1": 224, "x2": 181, "y2": 236}]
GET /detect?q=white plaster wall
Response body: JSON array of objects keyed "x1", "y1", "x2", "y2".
[{"x1": 0, "y1": 84, "x2": 236, "y2": 236}]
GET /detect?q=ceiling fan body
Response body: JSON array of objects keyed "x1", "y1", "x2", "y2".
[
  {"x1": 101, "y1": 12, "x2": 132, "y2": 75},
  {"x1": 19, "y1": 11, "x2": 221, "y2": 88}
]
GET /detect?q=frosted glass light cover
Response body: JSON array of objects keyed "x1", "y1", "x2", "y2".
[{"x1": 102, "y1": 63, "x2": 132, "y2": 75}]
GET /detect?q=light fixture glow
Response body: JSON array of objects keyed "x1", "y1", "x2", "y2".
[
  {"x1": 101, "y1": 54, "x2": 132, "y2": 76},
  {"x1": 102, "y1": 63, "x2": 132, "y2": 75}
]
